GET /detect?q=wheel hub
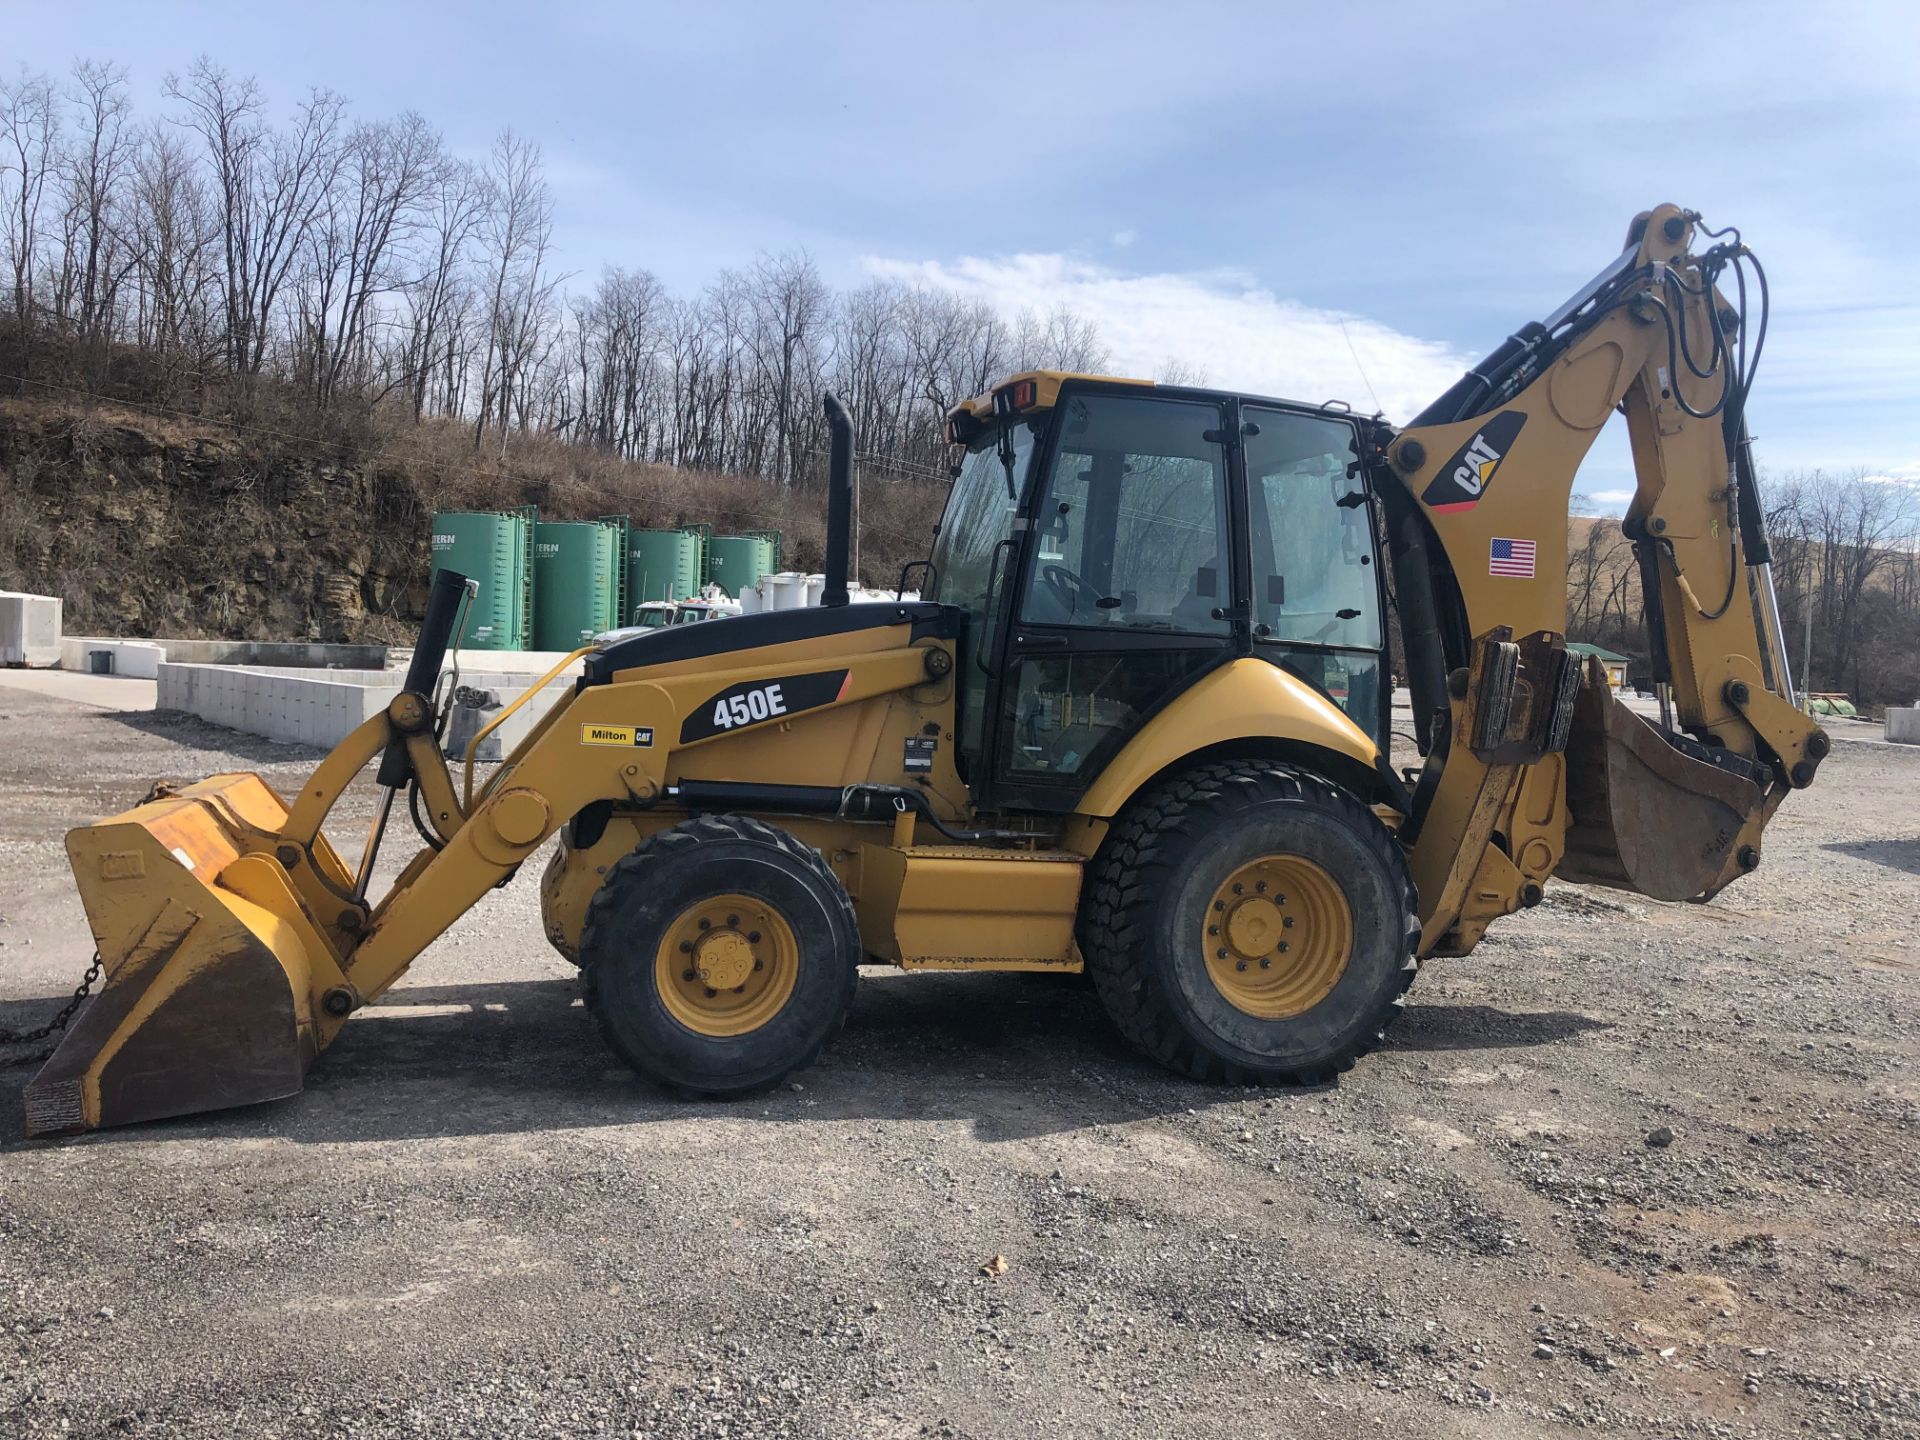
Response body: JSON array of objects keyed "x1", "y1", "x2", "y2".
[
  {"x1": 1225, "y1": 896, "x2": 1283, "y2": 955},
  {"x1": 1203, "y1": 855, "x2": 1353, "y2": 1019},
  {"x1": 653, "y1": 894, "x2": 799, "y2": 1037},
  {"x1": 695, "y1": 930, "x2": 755, "y2": 990}
]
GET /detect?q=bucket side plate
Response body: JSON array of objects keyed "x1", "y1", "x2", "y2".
[
  {"x1": 1556, "y1": 683, "x2": 1767, "y2": 902},
  {"x1": 25, "y1": 777, "x2": 321, "y2": 1136}
]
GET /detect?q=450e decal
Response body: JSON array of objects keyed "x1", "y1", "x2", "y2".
[{"x1": 679, "y1": 670, "x2": 851, "y2": 743}]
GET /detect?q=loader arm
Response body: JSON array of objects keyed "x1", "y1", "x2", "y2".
[
  {"x1": 1379, "y1": 202, "x2": 1827, "y2": 955},
  {"x1": 27, "y1": 619, "x2": 951, "y2": 1135}
]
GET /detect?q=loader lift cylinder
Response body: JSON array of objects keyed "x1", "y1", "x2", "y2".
[
  {"x1": 378, "y1": 567, "x2": 471, "y2": 788},
  {"x1": 357, "y1": 566, "x2": 472, "y2": 899}
]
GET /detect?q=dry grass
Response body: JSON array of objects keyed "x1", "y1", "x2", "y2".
[
  {"x1": 0, "y1": 366, "x2": 949, "y2": 594},
  {"x1": 370, "y1": 413, "x2": 945, "y2": 586}
]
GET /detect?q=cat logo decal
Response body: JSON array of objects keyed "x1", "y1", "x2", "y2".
[{"x1": 1421, "y1": 411, "x2": 1527, "y2": 513}]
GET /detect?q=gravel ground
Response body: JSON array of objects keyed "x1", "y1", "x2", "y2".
[{"x1": 1, "y1": 686, "x2": 1916, "y2": 1439}]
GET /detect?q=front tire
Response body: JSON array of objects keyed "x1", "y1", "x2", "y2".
[
  {"x1": 581, "y1": 814, "x2": 859, "y2": 1097},
  {"x1": 1080, "y1": 761, "x2": 1418, "y2": 1085}
]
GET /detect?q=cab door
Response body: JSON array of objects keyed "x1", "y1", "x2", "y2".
[
  {"x1": 1241, "y1": 406, "x2": 1388, "y2": 743},
  {"x1": 989, "y1": 388, "x2": 1237, "y2": 811}
]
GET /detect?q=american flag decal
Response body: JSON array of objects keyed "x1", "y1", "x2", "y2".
[{"x1": 1489, "y1": 537, "x2": 1537, "y2": 578}]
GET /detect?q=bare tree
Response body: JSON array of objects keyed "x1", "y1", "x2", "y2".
[
  {"x1": 126, "y1": 122, "x2": 218, "y2": 371},
  {"x1": 50, "y1": 59, "x2": 136, "y2": 365},
  {"x1": 742, "y1": 251, "x2": 829, "y2": 484},
  {"x1": 300, "y1": 111, "x2": 443, "y2": 407},
  {"x1": 398, "y1": 155, "x2": 483, "y2": 418},
  {"x1": 166, "y1": 60, "x2": 346, "y2": 379},
  {"x1": 0, "y1": 66, "x2": 60, "y2": 369},
  {"x1": 472, "y1": 130, "x2": 558, "y2": 457}
]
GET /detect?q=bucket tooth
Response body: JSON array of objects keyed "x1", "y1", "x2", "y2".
[{"x1": 1555, "y1": 680, "x2": 1768, "y2": 902}]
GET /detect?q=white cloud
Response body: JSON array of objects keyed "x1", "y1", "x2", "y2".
[
  {"x1": 1110, "y1": 229, "x2": 1137, "y2": 249},
  {"x1": 861, "y1": 252, "x2": 1470, "y2": 423}
]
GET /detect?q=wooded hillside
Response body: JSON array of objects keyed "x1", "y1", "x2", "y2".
[
  {"x1": 0, "y1": 56, "x2": 1107, "y2": 503},
  {"x1": 1568, "y1": 477, "x2": 1920, "y2": 709}
]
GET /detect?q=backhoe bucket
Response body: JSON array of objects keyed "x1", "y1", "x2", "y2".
[
  {"x1": 1556, "y1": 676, "x2": 1768, "y2": 902},
  {"x1": 23, "y1": 774, "x2": 343, "y2": 1137}
]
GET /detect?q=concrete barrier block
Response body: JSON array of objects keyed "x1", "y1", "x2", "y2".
[
  {"x1": 1887, "y1": 707, "x2": 1920, "y2": 745},
  {"x1": 0, "y1": 592, "x2": 62, "y2": 667}
]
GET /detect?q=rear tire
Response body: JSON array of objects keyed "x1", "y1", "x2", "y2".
[
  {"x1": 1080, "y1": 761, "x2": 1418, "y2": 1085},
  {"x1": 582, "y1": 814, "x2": 858, "y2": 1097}
]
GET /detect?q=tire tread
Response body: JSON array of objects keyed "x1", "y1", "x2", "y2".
[
  {"x1": 581, "y1": 813, "x2": 858, "y2": 1097},
  {"x1": 1079, "y1": 760, "x2": 1419, "y2": 1086}
]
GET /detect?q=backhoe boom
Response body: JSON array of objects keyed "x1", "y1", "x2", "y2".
[{"x1": 1380, "y1": 202, "x2": 1825, "y2": 953}]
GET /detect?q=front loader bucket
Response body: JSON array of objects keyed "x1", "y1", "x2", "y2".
[
  {"x1": 1556, "y1": 678, "x2": 1768, "y2": 902},
  {"x1": 23, "y1": 775, "x2": 339, "y2": 1137}
]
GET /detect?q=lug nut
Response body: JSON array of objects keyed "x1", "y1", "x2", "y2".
[
  {"x1": 683, "y1": 969, "x2": 695, "y2": 982},
  {"x1": 1235, "y1": 960, "x2": 1248, "y2": 972},
  {"x1": 1216, "y1": 948, "x2": 1228, "y2": 960},
  {"x1": 1232, "y1": 883, "x2": 1243, "y2": 895},
  {"x1": 1278, "y1": 942, "x2": 1290, "y2": 954},
  {"x1": 704, "y1": 988, "x2": 717, "y2": 999},
  {"x1": 1283, "y1": 916, "x2": 1295, "y2": 928},
  {"x1": 753, "y1": 959, "x2": 764, "y2": 971},
  {"x1": 734, "y1": 985, "x2": 746, "y2": 994},
  {"x1": 748, "y1": 931, "x2": 762, "y2": 944},
  {"x1": 1213, "y1": 900, "x2": 1225, "y2": 913},
  {"x1": 679, "y1": 940, "x2": 693, "y2": 954},
  {"x1": 727, "y1": 914, "x2": 739, "y2": 926},
  {"x1": 1259, "y1": 957, "x2": 1272, "y2": 969},
  {"x1": 698, "y1": 917, "x2": 711, "y2": 931},
  {"x1": 1255, "y1": 881, "x2": 1266, "y2": 893},
  {"x1": 1208, "y1": 924, "x2": 1219, "y2": 936}
]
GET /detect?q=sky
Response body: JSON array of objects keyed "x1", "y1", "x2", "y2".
[{"x1": 9, "y1": 0, "x2": 1917, "y2": 504}]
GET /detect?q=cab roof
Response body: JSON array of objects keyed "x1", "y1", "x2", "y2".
[
  {"x1": 944, "y1": 370, "x2": 1384, "y2": 448},
  {"x1": 948, "y1": 370, "x2": 1154, "y2": 424}
]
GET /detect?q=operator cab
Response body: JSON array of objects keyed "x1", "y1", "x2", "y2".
[{"x1": 929, "y1": 373, "x2": 1388, "y2": 811}]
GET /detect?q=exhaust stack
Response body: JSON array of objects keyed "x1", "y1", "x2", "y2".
[{"x1": 822, "y1": 392, "x2": 853, "y2": 608}]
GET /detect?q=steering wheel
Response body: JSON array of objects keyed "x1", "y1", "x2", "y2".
[{"x1": 1042, "y1": 564, "x2": 1109, "y2": 617}]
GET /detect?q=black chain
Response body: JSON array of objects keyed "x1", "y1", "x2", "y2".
[{"x1": 0, "y1": 952, "x2": 104, "y2": 1067}]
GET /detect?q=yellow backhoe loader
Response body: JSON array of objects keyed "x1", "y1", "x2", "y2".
[{"x1": 22, "y1": 204, "x2": 1826, "y2": 1136}]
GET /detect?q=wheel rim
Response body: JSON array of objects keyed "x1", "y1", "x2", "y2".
[
  {"x1": 653, "y1": 892, "x2": 800, "y2": 1037},
  {"x1": 1201, "y1": 855, "x2": 1353, "y2": 1019}
]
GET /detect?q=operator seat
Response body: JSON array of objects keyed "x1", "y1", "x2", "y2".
[{"x1": 1170, "y1": 560, "x2": 1223, "y2": 631}]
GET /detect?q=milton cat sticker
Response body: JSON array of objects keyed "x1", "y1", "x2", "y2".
[
  {"x1": 580, "y1": 723, "x2": 654, "y2": 747},
  {"x1": 1422, "y1": 410, "x2": 1527, "y2": 513},
  {"x1": 680, "y1": 669, "x2": 851, "y2": 743}
]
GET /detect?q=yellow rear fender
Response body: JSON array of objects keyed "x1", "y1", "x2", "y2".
[{"x1": 1074, "y1": 659, "x2": 1393, "y2": 826}]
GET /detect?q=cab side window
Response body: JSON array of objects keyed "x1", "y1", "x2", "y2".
[
  {"x1": 1244, "y1": 412, "x2": 1381, "y2": 651},
  {"x1": 1019, "y1": 394, "x2": 1230, "y2": 635}
]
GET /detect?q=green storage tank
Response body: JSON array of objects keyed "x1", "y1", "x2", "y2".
[
  {"x1": 533, "y1": 519, "x2": 624, "y2": 650},
  {"x1": 707, "y1": 533, "x2": 777, "y2": 598},
  {"x1": 430, "y1": 509, "x2": 534, "y2": 650},
  {"x1": 627, "y1": 528, "x2": 704, "y2": 607}
]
